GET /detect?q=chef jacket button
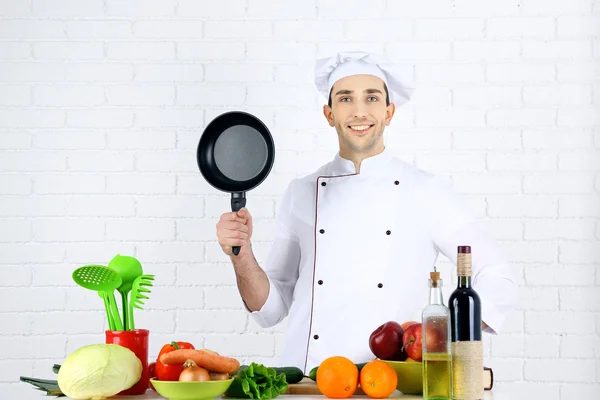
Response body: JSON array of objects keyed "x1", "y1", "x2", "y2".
[
  {"x1": 321, "y1": 182, "x2": 327, "y2": 186},
  {"x1": 318, "y1": 280, "x2": 323, "y2": 285},
  {"x1": 319, "y1": 229, "x2": 325, "y2": 234},
  {"x1": 394, "y1": 180, "x2": 399, "y2": 185},
  {"x1": 378, "y1": 283, "x2": 383, "y2": 288},
  {"x1": 386, "y1": 230, "x2": 391, "y2": 235},
  {"x1": 313, "y1": 334, "x2": 319, "y2": 340}
]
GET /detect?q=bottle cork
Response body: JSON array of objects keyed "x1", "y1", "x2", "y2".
[{"x1": 430, "y1": 266, "x2": 441, "y2": 288}]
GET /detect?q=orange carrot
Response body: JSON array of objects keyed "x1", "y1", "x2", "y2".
[{"x1": 159, "y1": 349, "x2": 240, "y2": 374}]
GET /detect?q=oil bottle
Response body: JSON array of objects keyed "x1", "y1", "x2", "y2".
[{"x1": 421, "y1": 266, "x2": 453, "y2": 400}]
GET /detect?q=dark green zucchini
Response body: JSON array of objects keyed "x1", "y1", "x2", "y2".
[
  {"x1": 236, "y1": 365, "x2": 304, "y2": 384},
  {"x1": 308, "y1": 362, "x2": 367, "y2": 382},
  {"x1": 272, "y1": 366, "x2": 303, "y2": 384}
]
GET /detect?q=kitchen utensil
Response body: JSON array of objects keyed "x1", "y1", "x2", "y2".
[
  {"x1": 72, "y1": 265, "x2": 124, "y2": 331},
  {"x1": 107, "y1": 254, "x2": 143, "y2": 330},
  {"x1": 381, "y1": 361, "x2": 493, "y2": 394},
  {"x1": 128, "y1": 274, "x2": 155, "y2": 330},
  {"x1": 381, "y1": 360, "x2": 425, "y2": 395},
  {"x1": 98, "y1": 292, "x2": 116, "y2": 330},
  {"x1": 196, "y1": 111, "x2": 275, "y2": 256},
  {"x1": 150, "y1": 378, "x2": 234, "y2": 400}
]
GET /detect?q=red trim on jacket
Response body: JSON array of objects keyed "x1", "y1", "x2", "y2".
[{"x1": 303, "y1": 172, "x2": 357, "y2": 373}]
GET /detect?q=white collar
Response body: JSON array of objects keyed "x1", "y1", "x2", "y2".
[{"x1": 329, "y1": 147, "x2": 393, "y2": 177}]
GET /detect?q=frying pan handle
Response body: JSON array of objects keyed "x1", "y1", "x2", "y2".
[{"x1": 231, "y1": 192, "x2": 246, "y2": 256}]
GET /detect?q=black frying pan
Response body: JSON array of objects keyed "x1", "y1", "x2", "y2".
[{"x1": 197, "y1": 111, "x2": 275, "y2": 256}]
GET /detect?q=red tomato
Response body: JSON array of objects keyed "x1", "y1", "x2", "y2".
[{"x1": 155, "y1": 341, "x2": 195, "y2": 381}]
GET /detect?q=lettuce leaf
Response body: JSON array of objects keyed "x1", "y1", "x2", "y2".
[{"x1": 225, "y1": 363, "x2": 288, "y2": 399}]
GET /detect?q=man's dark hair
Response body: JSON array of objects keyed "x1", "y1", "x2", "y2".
[{"x1": 328, "y1": 83, "x2": 391, "y2": 107}]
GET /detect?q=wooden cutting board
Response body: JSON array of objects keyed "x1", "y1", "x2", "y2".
[{"x1": 284, "y1": 378, "x2": 366, "y2": 395}]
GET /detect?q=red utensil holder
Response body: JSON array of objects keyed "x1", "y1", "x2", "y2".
[{"x1": 106, "y1": 329, "x2": 150, "y2": 395}]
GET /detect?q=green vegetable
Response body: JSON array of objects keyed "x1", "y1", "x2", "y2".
[
  {"x1": 271, "y1": 367, "x2": 303, "y2": 384},
  {"x1": 20, "y1": 364, "x2": 64, "y2": 396},
  {"x1": 308, "y1": 362, "x2": 368, "y2": 382},
  {"x1": 237, "y1": 365, "x2": 304, "y2": 385},
  {"x1": 19, "y1": 376, "x2": 64, "y2": 397},
  {"x1": 57, "y1": 344, "x2": 142, "y2": 400},
  {"x1": 225, "y1": 362, "x2": 288, "y2": 399},
  {"x1": 308, "y1": 366, "x2": 317, "y2": 382}
]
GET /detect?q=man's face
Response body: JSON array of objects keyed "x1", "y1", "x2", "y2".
[{"x1": 323, "y1": 74, "x2": 395, "y2": 158}]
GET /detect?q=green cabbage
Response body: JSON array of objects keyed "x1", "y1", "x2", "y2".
[{"x1": 57, "y1": 344, "x2": 142, "y2": 400}]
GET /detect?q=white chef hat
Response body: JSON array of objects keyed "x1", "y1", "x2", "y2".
[{"x1": 314, "y1": 51, "x2": 414, "y2": 106}]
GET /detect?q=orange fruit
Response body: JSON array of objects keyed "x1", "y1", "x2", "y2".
[
  {"x1": 400, "y1": 321, "x2": 419, "y2": 331},
  {"x1": 316, "y1": 356, "x2": 359, "y2": 398},
  {"x1": 359, "y1": 360, "x2": 398, "y2": 399}
]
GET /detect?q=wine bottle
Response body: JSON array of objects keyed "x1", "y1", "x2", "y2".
[
  {"x1": 422, "y1": 266, "x2": 452, "y2": 400},
  {"x1": 448, "y1": 245, "x2": 483, "y2": 400}
]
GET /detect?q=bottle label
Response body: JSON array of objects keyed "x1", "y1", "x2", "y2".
[
  {"x1": 451, "y1": 340, "x2": 483, "y2": 400},
  {"x1": 457, "y1": 253, "x2": 472, "y2": 276}
]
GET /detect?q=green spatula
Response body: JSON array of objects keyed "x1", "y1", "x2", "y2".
[{"x1": 72, "y1": 265, "x2": 124, "y2": 331}]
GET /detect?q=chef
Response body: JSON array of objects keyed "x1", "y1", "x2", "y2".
[{"x1": 216, "y1": 51, "x2": 518, "y2": 374}]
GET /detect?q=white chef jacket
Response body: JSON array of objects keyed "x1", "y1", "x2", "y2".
[{"x1": 247, "y1": 148, "x2": 518, "y2": 374}]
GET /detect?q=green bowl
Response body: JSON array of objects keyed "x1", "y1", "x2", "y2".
[
  {"x1": 150, "y1": 378, "x2": 234, "y2": 400},
  {"x1": 381, "y1": 360, "x2": 423, "y2": 395}
]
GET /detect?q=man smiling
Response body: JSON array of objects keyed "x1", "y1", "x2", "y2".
[
  {"x1": 323, "y1": 73, "x2": 393, "y2": 173},
  {"x1": 216, "y1": 52, "x2": 518, "y2": 373}
]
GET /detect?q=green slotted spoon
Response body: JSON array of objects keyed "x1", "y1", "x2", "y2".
[
  {"x1": 127, "y1": 274, "x2": 155, "y2": 330},
  {"x1": 72, "y1": 265, "x2": 124, "y2": 331}
]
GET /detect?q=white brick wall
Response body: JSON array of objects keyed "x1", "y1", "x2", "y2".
[{"x1": 0, "y1": 1, "x2": 598, "y2": 399}]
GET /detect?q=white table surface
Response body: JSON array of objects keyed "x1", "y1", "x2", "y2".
[{"x1": 22, "y1": 388, "x2": 503, "y2": 399}]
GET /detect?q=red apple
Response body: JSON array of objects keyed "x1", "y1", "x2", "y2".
[
  {"x1": 148, "y1": 362, "x2": 157, "y2": 391},
  {"x1": 402, "y1": 323, "x2": 445, "y2": 361},
  {"x1": 423, "y1": 324, "x2": 444, "y2": 353},
  {"x1": 369, "y1": 321, "x2": 408, "y2": 361},
  {"x1": 402, "y1": 323, "x2": 423, "y2": 361}
]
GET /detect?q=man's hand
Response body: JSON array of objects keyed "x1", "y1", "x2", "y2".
[
  {"x1": 216, "y1": 207, "x2": 268, "y2": 312},
  {"x1": 216, "y1": 207, "x2": 253, "y2": 257}
]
